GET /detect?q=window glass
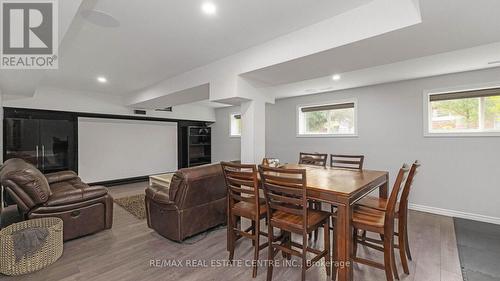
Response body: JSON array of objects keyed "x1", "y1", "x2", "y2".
[
  {"x1": 298, "y1": 102, "x2": 356, "y2": 136},
  {"x1": 230, "y1": 113, "x2": 241, "y2": 136},
  {"x1": 429, "y1": 89, "x2": 500, "y2": 133}
]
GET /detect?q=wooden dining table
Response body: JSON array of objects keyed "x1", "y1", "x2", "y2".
[{"x1": 280, "y1": 163, "x2": 389, "y2": 281}]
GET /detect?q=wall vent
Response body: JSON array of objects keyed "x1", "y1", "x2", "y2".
[{"x1": 155, "y1": 107, "x2": 173, "y2": 112}]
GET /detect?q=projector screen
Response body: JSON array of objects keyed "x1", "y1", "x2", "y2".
[{"x1": 78, "y1": 117, "x2": 178, "y2": 183}]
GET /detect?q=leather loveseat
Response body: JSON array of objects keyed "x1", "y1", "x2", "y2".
[
  {"x1": 0, "y1": 158, "x2": 113, "y2": 241},
  {"x1": 145, "y1": 163, "x2": 227, "y2": 242}
]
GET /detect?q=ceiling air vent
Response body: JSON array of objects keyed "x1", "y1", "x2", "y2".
[
  {"x1": 134, "y1": 110, "x2": 147, "y2": 115},
  {"x1": 155, "y1": 107, "x2": 173, "y2": 112}
]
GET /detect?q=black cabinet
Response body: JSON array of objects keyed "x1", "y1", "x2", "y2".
[{"x1": 4, "y1": 108, "x2": 77, "y2": 173}]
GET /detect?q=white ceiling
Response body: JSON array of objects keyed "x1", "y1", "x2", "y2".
[
  {"x1": 35, "y1": 0, "x2": 370, "y2": 95},
  {"x1": 242, "y1": 0, "x2": 500, "y2": 86},
  {"x1": 2, "y1": 0, "x2": 499, "y2": 110}
]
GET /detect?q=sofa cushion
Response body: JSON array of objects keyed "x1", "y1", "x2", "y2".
[
  {"x1": 170, "y1": 163, "x2": 226, "y2": 209},
  {"x1": 45, "y1": 171, "x2": 79, "y2": 184},
  {"x1": 0, "y1": 158, "x2": 51, "y2": 205},
  {"x1": 45, "y1": 181, "x2": 108, "y2": 206},
  {"x1": 145, "y1": 184, "x2": 170, "y2": 204}
]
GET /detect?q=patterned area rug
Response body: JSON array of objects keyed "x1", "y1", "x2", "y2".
[{"x1": 114, "y1": 194, "x2": 147, "y2": 220}]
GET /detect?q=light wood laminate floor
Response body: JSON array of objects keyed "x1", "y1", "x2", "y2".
[{"x1": 2, "y1": 182, "x2": 463, "y2": 281}]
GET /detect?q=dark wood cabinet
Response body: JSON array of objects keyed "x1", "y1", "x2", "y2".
[{"x1": 3, "y1": 108, "x2": 77, "y2": 173}]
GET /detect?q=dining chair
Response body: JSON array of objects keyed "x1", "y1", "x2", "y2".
[
  {"x1": 355, "y1": 161, "x2": 420, "y2": 275},
  {"x1": 299, "y1": 152, "x2": 328, "y2": 167},
  {"x1": 351, "y1": 164, "x2": 410, "y2": 281},
  {"x1": 330, "y1": 154, "x2": 365, "y2": 170},
  {"x1": 221, "y1": 162, "x2": 269, "y2": 278},
  {"x1": 298, "y1": 152, "x2": 327, "y2": 240},
  {"x1": 259, "y1": 165, "x2": 331, "y2": 281}
]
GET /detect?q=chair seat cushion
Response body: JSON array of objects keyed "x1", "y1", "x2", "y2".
[
  {"x1": 271, "y1": 209, "x2": 330, "y2": 233},
  {"x1": 232, "y1": 201, "x2": 267, "y2": 219},
  {"x1": 145, "y1": 184, "x2": 171, "y2": 204},
  {"x1": 45, "y1": 180, "x2": 108, "y2": 207}
]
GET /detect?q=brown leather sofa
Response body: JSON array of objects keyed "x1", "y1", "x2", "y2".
[
  {"x1": 145, "y1": 163, "x2": 227, "y2": 242},
  {"x1": 0, "y1": 158, "x2": 113, "y2": 241}
]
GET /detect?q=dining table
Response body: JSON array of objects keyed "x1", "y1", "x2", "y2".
[{"x1": 280, "y1": 163, "x2": 389, "y2": 281}]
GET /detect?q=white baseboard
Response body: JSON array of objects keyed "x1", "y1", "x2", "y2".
[{"x1": 409, "y1": 203, "x2": 500, "y2": 225}]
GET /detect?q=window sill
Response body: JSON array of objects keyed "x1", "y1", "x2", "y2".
[
  {"x1": 296, "y1": 134, "x2": 358, "y2": 138},
  {"x1": 229, "y1": 135, "x2": 241, "y2": 138},
  {"x1": 424, "y1": 131, "x2": 500, "y2": 137}
]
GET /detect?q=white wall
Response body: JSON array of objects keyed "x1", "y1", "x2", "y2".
[
  {"x1": 78, "y1": 118, "x2": 178, "y2": 183},
  {"x1": 2, "y1": 87, "x2": 216, "y2": 122},
  {"x1": 264, "y1": 67, "x2": 500, "y2": 222},
  {"x1": 211, "y1": 106, "x2": 241, "y2": 162}
]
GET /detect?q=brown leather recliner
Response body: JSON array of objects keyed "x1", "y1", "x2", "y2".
[
  {"x1": 0, "y1": 158, "x2": 113, "y2": 241},
  {"x1": 145, "y1": 163, "x2": 227, "y2": 242}
]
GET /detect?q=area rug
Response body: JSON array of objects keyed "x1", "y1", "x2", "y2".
[
  {"x1": 454, "y1": 218, "x2": 500, "y2": 281},
  {"x1": 114, "y1": 194, "x2": 147, "y2": 220}
]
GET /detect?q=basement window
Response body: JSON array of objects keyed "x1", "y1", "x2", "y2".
[
  {"x1": 425, "y1": 87, "x2": 500, "y2": 136},
  {"x1": 297, "y1": 100, "x2": 357, "y2": 137},
  {"x1": 230, "y1": 113, "x2": 241, "y2": 137}
]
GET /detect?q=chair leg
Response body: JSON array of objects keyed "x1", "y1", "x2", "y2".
[
  {"x1": 266, "y1": 224, "x2": 274, "y2": 281},
  {"x1": 302, "y1": 233, "x2": 308, "y2": 281},
  {"x1": 383, "y1": 235, "x2": 394, "y2": 281},
  {"x1": 398, "y1": 217, "x2": 410, "y2": 274},
  {"x1": 251, "y1": 220, "x2": 256, "y2": 247},
  {"x1": 252, "y1": 219, "x2": 260, "y2": 278},
  {"x1": 226, "y1": 202, "x2": 230, "y2": 252},
  {"x1": 285, "y1": 231, "x2": 292, "y2": 260},
  {"x1": 332, "y1": 218, "x2": 337, "y2": 281},
  {"x1": 309, "y1": 202, "x2": 320, "y2": 241},
  {"x1": 324, "y1": 221, "x2": 331, "y2": 277},
  {"x1": 404, "y1": 222, "x2": 412, "y2": 261},
  {"x1": 228, "y1": 214, "x2": 236, "y2": 262},
  {"x1": 352, "y1": 228, "x2": 358, "y2": 258},
  {"x1": 391, "y1": 245, "x2": 400, "y2": 280},
  {"x1": 315, "y1": 202, "x2": 322, "y2": 241}
]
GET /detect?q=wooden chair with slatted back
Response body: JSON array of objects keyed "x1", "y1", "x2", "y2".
[
  {"x1": 258, "y1": 165, "x2": 331, "y2": 281},
  {"x1": 356, "y1": 161, "x2": 420, "y2": 275},
  {"x1": 330, "y1": 154, "x2": 365, "y2": 170},
  {"x1": 221, "y1": 162, "x2": 268, "y2": 278},
  {"x1": 351, "y1": 164, "x2": 409, "y2": 281},
  {"x1": 299, "y1": 152, "x2": 328, "y2": 167},
  {"x1": 298, "y1": 152, "x2": 327, "y2": 240},
  {"x1": 328, "y1": 154, "x2": 365, "y2": 233}
]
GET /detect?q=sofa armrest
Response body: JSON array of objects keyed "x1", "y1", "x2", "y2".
[{"x1": 45, "y1": 171, "x2": 78, "y2": 184}]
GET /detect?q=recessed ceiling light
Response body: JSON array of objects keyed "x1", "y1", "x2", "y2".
[
  {"x1": 332, "y1": 74, "x2": 341, "y2": 81},
  {"x1": 97, "y1": 76, "x2": 107, "y2": 83},
  {"x1": 201, "y1": 2, "x2": 217, "y2": 15}
]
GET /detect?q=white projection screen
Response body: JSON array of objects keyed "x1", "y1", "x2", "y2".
[{"x1": 78, "y1": 117, "x2": 178, "y2": 183}]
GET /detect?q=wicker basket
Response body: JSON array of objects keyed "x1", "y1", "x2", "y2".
[{"x1": 0, "y1": 217, "x2": 63, "y2": 276}]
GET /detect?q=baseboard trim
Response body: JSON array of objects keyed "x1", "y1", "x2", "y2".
[
  {"x1": 409, "y1": 203, "x2": 500, "y2": 225},
  {"x1": 89, "y1": 176, "x2": 149, "y2": 187}
]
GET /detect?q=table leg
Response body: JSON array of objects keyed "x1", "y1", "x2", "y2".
[
  {"x1": 336, "y1": 203, "x2": 353, "y2": 281},
  {"x1": 379, "y1": 174, "x2": 389, "y2": 199}
]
